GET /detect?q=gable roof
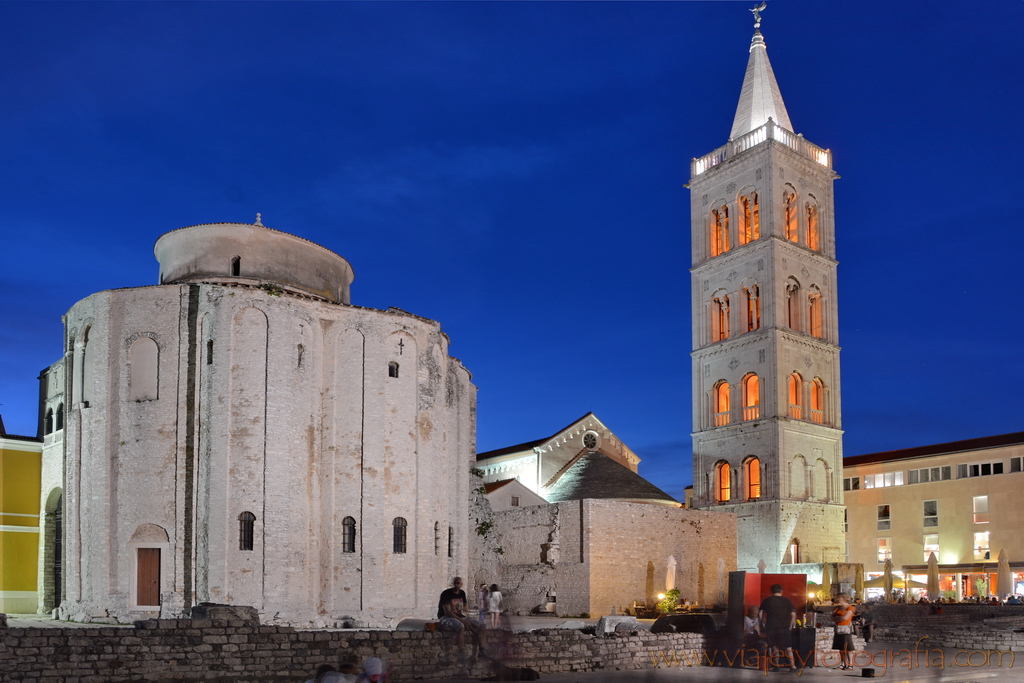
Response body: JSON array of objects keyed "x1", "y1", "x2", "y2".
[
  {"x1": 483, "y1": 479, "x2": 515, "y2": 494},
  {"x1": 544, "y1": 452, "x2": 679, "y2": 506},
  {"x1": 476, "y1": 411, "x2": 597, "y2": 460},
  {"x1": 845, "y1": 431, "x2": 1024, "y2": 467}
]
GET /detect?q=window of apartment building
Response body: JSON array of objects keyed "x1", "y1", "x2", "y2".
[
  {"x1": 973, "y1": 495, "x2": 989, "y2": 524},
  {"x1": 844, "y1": 508, "x2": 849, "y2": 533},
  {"x1": 1011, "y1": 456, "x2": 1023, "y2": 473},
  {"x1": 511, "y1": 495, "x2": 520, "y2": 507},
  {"x1": 843, "y1": 477, "x2": 860, "y2": 491},
  {"x1": 863, "y1": 472, "x2": 904, "y2": 489},
  {"x1": 909, "y1": 466, "x2": 952, "y2": 484},
  {"x1": 877, "y1": 504, "x2": 891, "y2": 531},
  {"x1": 877, "y1": 538, "x2": 891, "y2": 563},
  {"x1": 974, "y1": 531, "x2": 991, "y2": 561},
  {"x1": 924, "y1": 534, "x2": 939, "y2": 563},
  {"x1": 923, "y1": 500, "x2": 938, "y2": 527},
  {"x1": 958, "y1": 461, "x2": 1004, "y2": 478}
]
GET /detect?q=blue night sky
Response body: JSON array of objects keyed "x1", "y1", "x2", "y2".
[{"x1": 1, "y1": 1, "x2": 1021, "y2": 503}]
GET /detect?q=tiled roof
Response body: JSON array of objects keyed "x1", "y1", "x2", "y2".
[
  {"x1": 476, "y1": 412, "x2": 596, "y2": 461},
  {"x1": 845, "y1": 431, "x2": 1024, "y2": 467},
  {"x1": 483, "y1": 479, "x2": 515, "y2": 494},
  {"x1": 544, "y1": 452, "x2": 678, "y2": 505}
]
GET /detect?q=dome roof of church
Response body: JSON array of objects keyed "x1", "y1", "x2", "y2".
[
  {"x1": 154, "y1": 219, "x2": 355, "y2": 304},
  {"x1": 543, "y1": 452, "x2": 680, "y2": 507}
]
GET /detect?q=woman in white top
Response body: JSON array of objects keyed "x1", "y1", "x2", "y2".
[{"x1": 487, "y1": 583, "x2": 502, "y2": 628}]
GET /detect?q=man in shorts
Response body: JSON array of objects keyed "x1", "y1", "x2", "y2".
[
  {"x1": 437, "y1": 577, "x2": 483, "y2": 650},
  {"x1": 759, "y1": 584, "x2": 797, "y2": 672}
]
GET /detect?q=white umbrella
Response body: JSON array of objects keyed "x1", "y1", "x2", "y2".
[
  {"x1": 927, "y1": 552, "x2": 940, "y2": 597},
  {"x1": 883, "y1": 559, "x2": 894, "y2": 603},
  {"x1": 997, "y1": 549, "x2": 1012, "y2": 599},
  {"x1": 666, "y1": 555, "x2": 677, "y2": 592}
]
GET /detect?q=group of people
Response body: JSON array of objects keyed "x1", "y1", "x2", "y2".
[
  {"x1": 436, "y1": 577, "x2": 503, "y2": 649},
  {"x1": 304, "y1": 657, "x2": 387, "y2": 683},
  {"x1": 743, "y1": 584, "x2": 867, "y2": 672}
]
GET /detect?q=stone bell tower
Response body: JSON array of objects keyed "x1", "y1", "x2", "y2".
[{"x1": 688, "y1": 10, "x2": 845, "y2": 571}]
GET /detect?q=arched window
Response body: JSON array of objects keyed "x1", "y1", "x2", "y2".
[
  {"x1": 231, "y1": 256, "x2": 241, "y2": 276},
  {"x1": 710, "y1": 206, "x2": 730, "y2": 256},
  {"x1": 129, "y1": 337, "x2": 159, "y2": 401},
  {"x1": 783, "y1": 189, "x2": 798, "y2": 241},
  {"x1": 788, "y1": 538, "x2": 800, "y2": 564},
  {"x1": 808, "y1": 290, "x2": 823, "y2": 338},
  {"x1": 238, "y1": 512, "x2": 256, "y2": 551},
  {"x1": 297, "y1": 344, "x2": 305, "y2": 369},
  {"x1": 388, "y1": 362, "x2": 399, "y2": 378},
  {"x1": 745, "y1": 457, "x2": 761, "y2": 499},
  {"x1": 786, "y1": 280, "x2": 801, "y2": 331},
  {"x1": 806, "y1": 202, "x2": 819, "y2": 250},
  {"x1": 44, "y1": 408, "x2": 54, "y2": 435},
  {"x1": 342, "y1": 516, "x2": 356, "y2": 553},
  {"x1": 711, "y1": 295, "x2": 730, "y2": 342},
  {"x1": 788, "y1": 373, "x2": 803, "y2": 419},
  {"x1": 739, "y1": 192, "x2": 760, "y2": 244},
  {"x1": 714, "y1": 381, "x2": 731, "y2": 427},
  {"x1": 206, "y1": 339, "x2": 214, "y2": 365},
  {"x1": 55, "y1": 404, "x2": 64, "y2": 431},
  {"x1": 715, "y1": 461, "x2": 731, "y2": 503},
  {"x1": 811, "y1": 378, "x2": 825, "y2": 424},
  {"x1": 392, "y1": 517, "x2": 407, "y2": 554},
  {"x1": 741, "y1": 373, "x2": 760, "y2": 420},
  {"x1": 743, "y1": 285, "x2": 760, "y2": 332}
]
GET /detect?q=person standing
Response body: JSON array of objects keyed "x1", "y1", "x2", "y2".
[
  {"x1": 487, "y1": 583, "x2": 503, "y2": 628},
  {"x1": 759, "y1": 584, "x2": 797, "y2": 672},
  {"x1": 832, "y1": 593, "x2": 856, "y2": 670},
  {"x1": 477, "y1": 583, "x2": 489, "y2": 624}
]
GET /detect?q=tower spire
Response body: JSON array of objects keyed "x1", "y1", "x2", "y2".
[{"x1": 729, "y1": 6, "x2": 792, "y2": 140}]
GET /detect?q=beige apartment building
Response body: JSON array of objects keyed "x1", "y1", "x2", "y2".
[{"x1": 844, "y1": 432, "x2": 1024, "y2": 599}]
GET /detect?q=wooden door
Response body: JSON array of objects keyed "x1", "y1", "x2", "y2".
[{"x1": 137, "y1": 548, "x2": 161, "y2": 606}]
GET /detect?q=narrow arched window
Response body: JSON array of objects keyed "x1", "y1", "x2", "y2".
[
  {"x1": 393, "y1": 517, "x2": 407, "y2": 554},
  {"x1": 743, "y1": 285, "x2": 760, "y2": 332},
  {"x1": 746, "y1": 457, "x2": 761, "y2": 499},
  {"x1": 739, "y1": 192, "x2": 760, "y2": 244},
  {"x1": 55, "y1": 404, "x2": 64, "y2": 431},
  {"x1": 711, "y1": 296, "x2": 729, "y2": 342},
  {"x1": 806, "y1": 203, "x2": 819, "y2": 250},
  {"x1": 788, "y1": 373, "x2": 803, "y2": 419},
  {"x1": 710, "y1": 206, "x2": 730, "y2": 256},
  {"x1": 786, "y1": 280, "x2": 801, "y2": 331},
  {"x1": 783, "y1": 190, "x2": 798, "y2": 241},
  {"x1": 129, "y1": 337, "x2": 159, "y2": 401},
  {"x1": 716, "y1": 461, "x2": 731, "y2": 503},
  {"x1": 238, "y1": 512, "x2": 256, "y2": 551},
  {"x1": 297, "y1": 344, "x2": 305, "y2": 369},
  {"x1": 808, "y1": 290, "x2": 823, "y2": 338},
  {"x1": 231, "y1": 256, "x2": 241, "y2": 276},
  {"x1": 448, "y1": 526, "x2": 453, "y2": 558},
  {"x1": 714, "y1": 381, "x2": 731, "y2": 427},
  {"x1": 44, "y1": 408, "x2": 54, "y2": 435},
  {"x1": 388, "y1": 362, "x2": 399, "y2": 378},
  {"x1": 206, "y1": 339, "x2": 213, "y2": 365},
  {"x1": 342, "y1": 516, "x2": 356, "y2": 553},
  {"x1": 811, "y1": 379, "x2": 825, "y2": 424},
  {"x1": 750, "y1": 192, "x2": 760, "y2": 240},
  {"x1": 788, "y1": 538, "x2": 800, "y2": 564},
  {"x1": 741, "y1": 374, "x2": 760, "y2": 421}
]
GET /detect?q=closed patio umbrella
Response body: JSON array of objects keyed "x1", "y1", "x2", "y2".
[
  {"x1": 927, "y1": 552, "x2": 940, "y2": 598},
  {"x1": 997, "y1": 549, "x2": 1012, "y2": 599},
  {"x1": 855, "y1": 564, "x2": 864, "y2": 599},
  {"x1": 883, "y1": 559, "x2": 894, "y2": 603}
]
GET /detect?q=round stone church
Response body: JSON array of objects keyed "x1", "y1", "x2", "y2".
[{"x1": 43, "y1": 219, "x2": 475, "y2": 627}]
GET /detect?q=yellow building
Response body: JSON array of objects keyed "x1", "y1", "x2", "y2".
[
  {"x1": 0, "y1": 418, "x2": 43, "y2": 613},
  {"x1": 844, "y1": 431, "x2": 1024, "y2": 599}
]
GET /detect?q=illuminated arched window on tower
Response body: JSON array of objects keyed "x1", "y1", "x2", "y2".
[
  {"x1": 811, "y1": 378, "x2": 825, "y2": 424},
  {"x1": 743, "y1": 285, "x2": 760, "y2": 332},
  {"x1": 788, "y1": 373, "x2": 803, "y2": 419},
  {"x1": 739, "y1": 192, "x2": 759, "y2": 244},
  {"x1": 741, "y1": 373, "x2": 760, "y2": 420},
  {"x1": 808, "y1": 289, "x2": 823, "y2": 338},
  {"x1": 783, "y1": 189, "x2": 798, "y2": 241},
  {"x1": 806, "y1": 202, "x2": 820, "y2": 251},
  {"x1": 745, "y1": 457, "x2": 761, "y2": 499},
  {"x1": 710, "y1": 206, "x2": 730, "y2": 256},
  {"x1": 44, "y1": 408, "x2": 53, "y2": 435},
  {"x1": 711, "y1": 295, "x2": 730, "y2": 342},
  {"x1": 715, "y1": 461, "x2": 731, "y2": 503},
  {"x1": 714, "y1": 381, "x2": 731, "y2": 427},
  {"x1": 786, "y1": 280, "x2": 801, "y2": 331},
  {"x1": 788, "y1": 538, "x2": 801, "y2": 564}
]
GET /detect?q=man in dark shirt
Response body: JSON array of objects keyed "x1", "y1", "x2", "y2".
[
  {"x1": 437, "y1": 577, "x2": 482, "y2": 649},
  {"x1": 759, "y1": 583, "x2": 797, "y2": 671}
]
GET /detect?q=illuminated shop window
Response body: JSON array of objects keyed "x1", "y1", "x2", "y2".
[
  {"x1": 974, "y1": 531, "x2": 990, "y2": 561},
  {"x1": 973, "y1": 496, "x2": 989, "y2": 524},
  {"x1": 924, "y1": 534, "x2": 939, "y2": 563},
  {"x1": 877, "y1": 537, "x2": 891, "y2": 563}
]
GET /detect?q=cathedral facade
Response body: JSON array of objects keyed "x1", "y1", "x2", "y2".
[
  {"x1": 688, "y1": 22, "x2": 846, "y2": 571},
  {"x1": 39, "y1": 220, "x2": 476, "y2": 626}
]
